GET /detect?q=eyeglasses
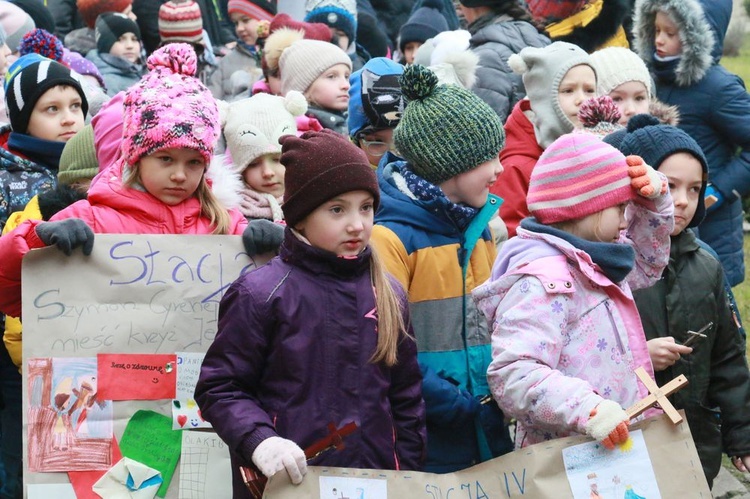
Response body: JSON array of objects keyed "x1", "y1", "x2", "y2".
[{"x1": 358, "y1": 137, "x2": 398, "y2": 157}]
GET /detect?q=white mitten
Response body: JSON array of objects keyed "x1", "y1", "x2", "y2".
[
  {"x1": 251, "y1": 436, "x2": 307, "y2": 484},
  {"x1": 584, "y1": 399, "x2": 630, "y2": 450}
]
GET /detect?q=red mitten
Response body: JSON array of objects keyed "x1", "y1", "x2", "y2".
[
  {"x1": 585, "y1": 400, "x2": 630, "y2": 450},
  {"x1": 626, "y1": 155, "x2": 666, "y2": 199}
]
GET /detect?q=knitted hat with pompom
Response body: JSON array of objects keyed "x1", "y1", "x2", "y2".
[
  {"x1": 121, "y1": 43, "x2": 219, "y2": 169},
  {"x1": 393, "y1": 64, "x2": 504, "y2": 184},
  {"x1": 577, "y1": 96, "x2": 623, "y2": 138},
  {"x1": 18, "y1": 28, "x2": 63, "y2": 61}
]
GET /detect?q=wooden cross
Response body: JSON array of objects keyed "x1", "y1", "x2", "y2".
[{"x1": 625, "y1": 367, "x2": 688, "y2": 424}]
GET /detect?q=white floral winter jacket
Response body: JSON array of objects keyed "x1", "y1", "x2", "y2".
[{"x1": 473, "y1": 194, "x2": 674, "y2": 447}]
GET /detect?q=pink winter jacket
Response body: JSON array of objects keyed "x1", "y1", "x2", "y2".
[
  {"x1": 0, "y1": 159, "x2": 247, "y2": 318},
  {"x1": 473, "y1": 193, "x2": 674, "y2": 448}
]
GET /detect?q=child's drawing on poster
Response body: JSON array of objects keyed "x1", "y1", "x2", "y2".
[
  {"x1": 27, "y1": 357, "x2": 113, "y2": 472},
  {"x1": 562, "y1": 430, "x2": 660, "y2": 499},
  {"x1": 172, "y1": 398, "x2": 211, "y2": 430},
  {"x1": 319, "y1": 476, "x2": 387, "y2": 499}
]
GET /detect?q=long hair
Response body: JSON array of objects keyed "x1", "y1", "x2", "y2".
[{"x1": 369, "y1": 245, "x2": 409, "y2": 367}]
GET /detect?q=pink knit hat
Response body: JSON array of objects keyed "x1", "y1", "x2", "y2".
[
  {"x1": 527, "y1": 133, "x2": 635, "y2": 224},
  {"x1": 121, "y1": 43, "x2": 219, "y2": 169}
]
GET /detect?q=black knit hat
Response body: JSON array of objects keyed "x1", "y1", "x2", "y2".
[
  {"x1": 399, "y1": 0, "x2": 448, "y2": 53},
  {"x1": 605, "y1": 114, "x2": 708, "y2": 227},
  {"x1": 281, "y1": 129, "x2": 379, "y2": 227},
  {"x1": 95, "y1": 12, "x2": 141, "y2": 55},
  {"x1": 4, "y1": 53, "x2": 89, "y2": 134}
]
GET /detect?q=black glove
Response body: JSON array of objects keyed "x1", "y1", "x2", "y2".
[
  {"x1": 35, "y1": 219, "x2": 95, "y2": 256},
  {"x1": 242, "y1": 219, "x2": 284, "y2": 256}
]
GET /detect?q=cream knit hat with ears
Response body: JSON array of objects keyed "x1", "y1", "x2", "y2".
[
  {"x1": 223, "y1": 91, "x2": 308, "y2": 173},
  {"x1": 590, "y1": 47, "x2": 652, "y2": 97},
  {"x1": 279, "y1": 39, "x2": 351, "y2": 95}
]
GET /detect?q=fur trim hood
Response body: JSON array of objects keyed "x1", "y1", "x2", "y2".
[{"x1": 634, "y1": 0, "x2": 722, "y2": 86}]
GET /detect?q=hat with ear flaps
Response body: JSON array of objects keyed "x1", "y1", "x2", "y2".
[{"x1": 605, "y1": 114, "x2": 708, "y2": 227}]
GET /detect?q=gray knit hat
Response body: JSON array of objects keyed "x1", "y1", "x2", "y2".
[
  {"x1": 508, "y1": 41, "x2": 594, "y2": 149},
  {"x1": 394, "y1": 64, "x2": 504, "y2": 185},
  {"x1": 590, "y1": 47, "x2": 651, "y2": 97},
  {"x1": 279, "y1": 39, "x2": 351, "y2": 95}
]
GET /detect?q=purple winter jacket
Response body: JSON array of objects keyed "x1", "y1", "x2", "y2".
[{"x1": 195, "y1": 230, "x2": 426, "y2": 497}]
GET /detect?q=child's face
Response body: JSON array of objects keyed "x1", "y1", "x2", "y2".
[
  {"x1": 403, "y1": 42, "x2": 421, "y2": 64},
  {"x1": 242, "y1": 153, "x2": 285, "y2": 197},
  {"x1": 230, "y1": 12, "x2": 260, "y2": 46},
  {"x1": 557, "y1": 65, "x2": 597, "y2": 127},
  {"x1": 110, "y1": 32, "x2": 141, "y2": 64},
  {"x1": 439, "y1": 157, "x2": 503, "y2": 208},
  {"x1": 570, "y1": 203, "x2": 627, "y2": 243},
  {"x1": 26, "y1": 85, "x2": 84, "y2": 142},
  {"x1": 305, "y1": 63, "x2": 351, "y2": 111},
  {"x1": 333, "y1": 29, "x2": 349, "y2": 50},
  {"x1": 658, "y1": 152, "x2": 703, "y2": 236},
  {"x1": 609, "y1": 81, "x2": 650, "y2": 125},
  {"x1": 136, "y1": 147, "x2": 206, "y2": 205},
  {"x1": 655, "y1": 11, "x2": 682, "y2": 58},
  {"x1": 295, "y1": 190, "x2": 374, "y2": 257},
  {"x1": 357, "y1": 128, "x2": 395, "y2": 167}
]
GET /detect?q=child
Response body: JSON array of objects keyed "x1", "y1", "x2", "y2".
[
  {"x1": 0, "y1": 43, "x2": 248, "y2": 319},
  {"x1": 590, "y1": 47, "x2": 651, "y2": 125},
  {"x1": 220, "y1": 90, "x2": 307, "y2": 221},
  {"x1": 613, "y1": 115, "x2": 750, "y2": 488},
  {"x1": 347, "y1": 57, "x2": 404, "y2": 168},
  {"x1": 0, "y1": 53, "x2": 88, "y2": 228},
  {"x1": 473, "y1": 132, "x2": 673, "y2": 449},
  {"x1": 304, "y1": 0, "x2": 367, "y2": 69},
  {"x1": 371, "y1": 64, "x2": 511, "y2": 473},
  {"x1": 279, "y1": 38, "x2": 352, "y2": 135},
  {"x1": 158, "y1": 0, "x2": 215, "y2": 84},
  {"x1": 207, "y1": 0, "x2": 275, "y2": 102},
  {"x1": 398, "y1": 0, "x2": 449, "y2": 64},
  {"x1": 64, "y1": 0, "x2": 134, "y2": 56},
  {"x1": 634, "y1": 0, "x2": 750, "y2": 287},
  {"x1": 86, "y1": 13, "x2": 144, "y2": 96},
  {"x1": 498, "y1": 41, "x2": 595, "y2": 237},
  {"x1": 195, "y1": 129, "x2": 426, "y2": 495}
]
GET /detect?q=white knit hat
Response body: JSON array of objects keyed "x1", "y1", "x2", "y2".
[
  {"x1": 222, "y1": 91, "x2": 308, "y2": 173},
  {"x1": 590, "y1": 47, "x2": 652, "y2": 97},
  {"x1": 279, "y1": 39, "x2": 351, "y2": 95}
]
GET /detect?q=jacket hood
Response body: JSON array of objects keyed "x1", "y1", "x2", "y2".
[
  {"x1": 501, "y1": 99, "x2": 544, "y2": 160},
  {"x1": 634, "y1": 0, "x2": 721, "y2": 86}
]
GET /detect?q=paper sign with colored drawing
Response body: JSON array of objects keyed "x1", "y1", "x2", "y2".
[
  {"x1": 171, "y1": 399, "x2": 211, "y2": 430},
  {"x1": 562, "y1": 430, "x2": 661, "y2": 499},
  {"x1": 97, "y1": 353, "x2": 177, "y2": 400}
]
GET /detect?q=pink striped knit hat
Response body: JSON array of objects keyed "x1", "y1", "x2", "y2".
[{"x1": 527, "y1": 133, "x2": 635, "y2": 224}]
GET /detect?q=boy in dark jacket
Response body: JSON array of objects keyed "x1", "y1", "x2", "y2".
[{"x1": 610, "y1": 115, "x2": 750, "y2": 489}]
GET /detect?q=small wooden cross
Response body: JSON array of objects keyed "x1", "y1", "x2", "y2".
[{"x1": 625, "y1": 367, "x2": 688, "y2": 424}]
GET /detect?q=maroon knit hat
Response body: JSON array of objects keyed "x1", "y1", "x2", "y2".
[
  {"x1": 269, "y1": 13, "x2": 332, "y2": 41},
  {"x1": 281, "y1": 129, "x2": 379, "y2": 226}
]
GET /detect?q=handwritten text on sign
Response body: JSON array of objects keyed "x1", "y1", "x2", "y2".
[{"x1": 97, "y1": 353, "x2": 177, "y2": 400}]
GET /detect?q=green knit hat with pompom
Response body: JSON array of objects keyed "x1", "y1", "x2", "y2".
[{"x1": 393, "y1": 64, "x2": 505, "y2": 185}]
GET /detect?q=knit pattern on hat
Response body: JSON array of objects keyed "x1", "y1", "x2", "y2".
[
  {"x1": 159, "y1": 0, "x2": 203, "y2": 45},
  {"x1": 527, "y1": 133, "x2": 634, "y2": 224},
  {"x1": 227, "y1": 0, "x2": 277, "y2": 22},
  {"x1": 607, "y1": 114, "x2": 707, "y2": 227},
  {"x1": 279, "y1": 39, "x2": 351, "y2": 95},
  {"x1": 19, "y1": 28, "x2": 63, "y2": 61},
  {"x1": 348, "y1": 57, "x2": 404, "y2": 138},
  {"x1": 304, "y1": 0, "x2": 357, "y2": 45},
  {"x1": 590, "y1": 47, "x2": 652, "y2": 97},
  {"x1": 508, "y1": 41, "x2": 594, "y2": 149},
  {"x1": 393, "y1": 64, "x2": 504, "y2": 185},
  {"x1": 280, "y1": 129, "x2": 378, "y2": 226},
  {"x1": 121, "y1": 43, "x2": 219, "y2": 169},
  {"x1": 223, "y1": 91, "x2": 307, "y2": 174},
  {"x1": 59, "y1": 124, "x2": 98, "y2": 185},
  {"x1": 77, "y1": 0, "x2": 132, "y2": 29},
  {"x1": 4, "y1": 54, "x2": 89, "y2": 134},
  {"x1": 577, "y1": 95, "x2": 623, "y2": 138},
  {"x1": 96, "y1": 12, "x2": 141, "y2": 55}
]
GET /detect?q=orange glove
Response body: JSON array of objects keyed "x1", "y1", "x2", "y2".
[
  {"x1": 585, "y1": 400, "x2": 630, "y2": 450},
  {"x1": 626, "y1": 155, "x2": 666, "y2": 199}
]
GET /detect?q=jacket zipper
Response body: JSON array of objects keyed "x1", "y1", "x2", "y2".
[{"x1": 604, "y1": 300, "x2": 625, "y2": 353}]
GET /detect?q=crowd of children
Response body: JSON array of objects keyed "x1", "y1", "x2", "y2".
[{"x1": 0, "y1": 0, "x2": 749, "y2": 497}]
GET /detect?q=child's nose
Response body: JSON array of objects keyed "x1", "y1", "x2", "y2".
[{"x1": 172, "y1": 167, "x2": 187, "y2": 181}]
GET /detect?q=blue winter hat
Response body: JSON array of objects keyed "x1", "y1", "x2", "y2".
[
  {"x1": 348, "y1": 57, "x2": 405, "y2": 138},
  {"x1": 399, "y1": 0, "x2": 449, "y2": 53},
  {"x1": 304, "y1": 0, "x2": 357, "y2": 46},
  {"x1": 605, "y1": 114, "x2": 708, "y2": 227}
]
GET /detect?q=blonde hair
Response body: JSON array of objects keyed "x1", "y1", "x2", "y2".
[
  {"x1": 369, "y1": 245, "x2": 409, "y2": 367},
  {"x1": 124, "y1": 161, "x2": 232, "y2": 235}
]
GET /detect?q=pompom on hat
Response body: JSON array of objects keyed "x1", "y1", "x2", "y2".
[
  {"x1": 577, "y1": 96, "x2": 623, "y2": 138},
  {"x1": 19, "y1": 28, "x2": 63, "y2": 61},
  {"x1": 281, "y1": 129, "x2": 378, "y2": 227},
  {"x1": 393, "y1": 64, "x2": 504, "y2": 185},
  {"x1": 120, "y1": 43, "x2": 219, "y2": 169},
  {"x1": 605, "y1": 114, "x2": 708, "y2": 227},
  {"x1": 527, "y1": 133, "x2": 635, "y2": 224}
]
